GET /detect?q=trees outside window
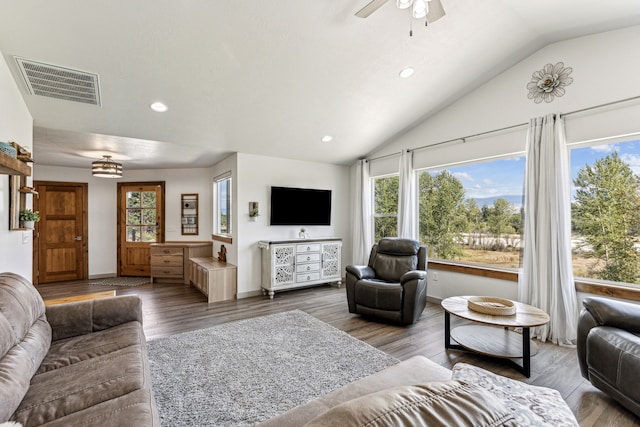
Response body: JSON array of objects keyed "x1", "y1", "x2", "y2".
[
  {"x1": 373, "y1": 175, "x2": 398, "y2": 242},
  {"x1": 418, "y1": 156, "x2": 525, "y2": 268},
  {"x1": 571, "y1": 141, "x2": 640, "y2": 285}
]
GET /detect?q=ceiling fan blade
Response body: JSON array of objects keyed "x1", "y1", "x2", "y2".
[
  {"x1": 355, "y1": 0, "x2": 390, "y2": 18},
  {"x1": 426, "y1": 0, "x2": 445, "y2": 23}
]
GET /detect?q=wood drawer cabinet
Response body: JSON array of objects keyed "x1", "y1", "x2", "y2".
[
  {"x1": 258, "y1": 238, "x2": 342, "y2": 299},
  {"x1": 150, "y1": 242, "x2": 212, "y2": 284},
  {"x1": 190, "y1": 257, "x2": 237, "y2": 303}
]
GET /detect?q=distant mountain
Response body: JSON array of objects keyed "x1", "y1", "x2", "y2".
[{"x1": 468, "y1": 194, "x2": 523, "y2": 209}]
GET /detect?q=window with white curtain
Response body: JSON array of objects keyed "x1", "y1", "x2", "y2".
[
  {"x1": 570, "y1": 138, "x2": 640, "y2": 285},
  {"x1": 373, "y1": 174, "x2": 398, "y2": 242},
  {"x1": 417, "y1": 155, "x2": 526, "y2": 269},
  {"x1": 213, "y1": 173, "x2": 232, "y2": 236}
]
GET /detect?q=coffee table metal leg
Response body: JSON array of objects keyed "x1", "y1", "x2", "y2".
[
  {"x1": 522, "y1": 327, "x2": 531, "y2": 377},
  {"x1": 444, "y1": 311, "x2": 451, "y2": 348}
]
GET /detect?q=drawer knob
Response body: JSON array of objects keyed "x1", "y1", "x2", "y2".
[
  {"x1": 307, "y1": 275, "x2": 311, "y2": 280},
  {"x1": 307, "y1": 256, "x2": 311, "y2": 261},
  {"x1": 306, "y1": 246, "x2": 311, "y2": 251},
  {"x1": 164, "y1": 260, "x2": 170, "y2": 263},
  {"x1": 306, "y1": 266, "x2": 310, "y2": 271}
]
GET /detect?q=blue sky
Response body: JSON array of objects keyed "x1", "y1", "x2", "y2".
[{"x1": 427, "y1": 139, "x2": 640, "y2": 207}]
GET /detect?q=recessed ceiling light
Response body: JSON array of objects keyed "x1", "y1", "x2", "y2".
[
  {"x1": 321, "y1": 135, "x2": 333, "y2": 143},
  {"x1": 399, "y1": 67, "x2": 415, "y2": 79},
  {"x1": 150, "y1": 101, "x2": 168, "y2": 112}
]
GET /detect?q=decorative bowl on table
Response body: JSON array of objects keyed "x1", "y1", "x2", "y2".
[{"x1": 467, "y1": 296, "x2": 516, "y2": 315}]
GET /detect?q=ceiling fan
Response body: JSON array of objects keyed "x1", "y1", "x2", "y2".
[{"x1": 355, "y1": 0, "x2": 446, "y2": 24}]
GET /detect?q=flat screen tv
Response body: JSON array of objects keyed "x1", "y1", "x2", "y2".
[{"x1": 270, "y1": 186, "x2": 332, "y2": 226}]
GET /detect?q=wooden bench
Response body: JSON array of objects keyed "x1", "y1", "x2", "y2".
[{"x1": 189, "y1": 257, "x2": 237, "y2": 303}]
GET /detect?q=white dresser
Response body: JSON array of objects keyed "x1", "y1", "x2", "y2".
[{"x1": 258, "y1": 238, "x2": 342, "y2": 299}]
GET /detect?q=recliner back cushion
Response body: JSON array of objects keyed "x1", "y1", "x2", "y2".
[
  {"x1": 372, "y1": 254, "x2": 417, "y2": 282},
  {"x1": 0, "y1": 272, "x2": 52, "y2": 421}
]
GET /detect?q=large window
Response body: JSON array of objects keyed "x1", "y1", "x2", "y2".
[
  {"x1": 418, "y1": 156, "x2": 525, "y2": 269},
  {"x1": 373, "y1": 175, "x2": 398, "y2": 242},
  {"x1": 214, "y1": 174, "x2": 232, "y2": 237},
  {"x1": 570, "y1": 139, "x2": 640, "y2": 285}
]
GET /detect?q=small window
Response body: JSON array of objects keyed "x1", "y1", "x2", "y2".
[
  {"x1": 373, "y1": 175, "x2": 399, "y2": 242},
  {"x1": 213, "y1": 174, "x2": 232, "y2": 238}
]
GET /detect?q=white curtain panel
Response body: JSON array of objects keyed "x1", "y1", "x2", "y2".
[
  {"x1": 398, "y1": 150, "x2": 418, "y2": 240},
  {"x1": 518, "y1": 114, "x2": 578, "y2": 345},
  {"x1": 351, "y1": 159, "x2": 373, "y2": 265}
]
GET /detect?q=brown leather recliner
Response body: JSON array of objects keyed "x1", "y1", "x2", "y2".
[
  {"x1": 346, "y1": 238, "x2": 428, "y2": 325},
  {"x1": 577, "y1": 296, "x2": 640, "y2": 417}
]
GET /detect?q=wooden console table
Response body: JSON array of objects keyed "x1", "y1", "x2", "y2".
[{"x1": 190, "y1": 257, "x2": 237, "y2": 303}]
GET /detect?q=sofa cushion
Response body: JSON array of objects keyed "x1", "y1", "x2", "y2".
[
  {"x1": 37, "y1": 322, "x2": 143, "y2": 374},
  {"x1": 451, "y1": 363, "x2": 578, "y2": 426},
  {"x1": 0, "y1": 273, "x2": 52, "y2": 422},
  {"x1": 304, "y1": 380, "x2": 516, "y2": 427},
  {"x1": 354, "y1": 280, "x2": 402, "y2": 311},
  {"x1": 11, "y1": 327, "x2": 150, "y2": 426},
  {"x1": 372, "y1": 254, "x2": 417, "y2": 283}
]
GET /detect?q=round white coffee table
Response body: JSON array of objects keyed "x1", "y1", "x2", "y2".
[{"x1": 441, "y1": 295, "x2": 550, "y2": 377}]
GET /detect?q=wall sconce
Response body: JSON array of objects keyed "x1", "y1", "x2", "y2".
[{"x1": 249, "y1": 202, "x2": 259, "y2": 222}]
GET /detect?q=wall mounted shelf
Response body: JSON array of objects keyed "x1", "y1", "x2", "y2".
[{"x1": 0, "y1": 151, "x2": 31, "y2": 176}]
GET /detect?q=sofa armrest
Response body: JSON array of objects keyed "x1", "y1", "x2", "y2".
[
  {"x1": 345, "y1": 265, "x2": 375, "y2": 280},
  {"x1": 400, "y1": 270, "x2": 426, "y2": 284},
  {"x1": 583, "y1": 297, "x2": 640, "y2": 333},
  {"x1": 46, "y1": 295, "x2": 143, "y2": 341}
]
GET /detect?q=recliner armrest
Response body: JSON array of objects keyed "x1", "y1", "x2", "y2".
[
  {"x1": 46, "y1": 295, "x2": 143, "y2": 341},
  {"x1": 583, "y1": 297, "x2": 640, "y2": 333},
  {"x1": 400, "y1": 270, "x2": 426, "y2": 284},
  {"x1": 346, "y1": 265, "x2": 376, "y2": 280}
]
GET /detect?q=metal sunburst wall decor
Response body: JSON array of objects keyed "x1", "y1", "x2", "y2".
[{"x1": 527, "y1": 62, "x2": 573, "y2": 104}]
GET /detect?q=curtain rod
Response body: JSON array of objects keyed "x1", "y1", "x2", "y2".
[{"x1": 365, "y1": 94, "x2": 640, "y2": 162}]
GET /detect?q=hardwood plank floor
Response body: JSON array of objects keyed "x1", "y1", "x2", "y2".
[{"x1": 36, "y1": 280, "x2": 639, "y2": 427}]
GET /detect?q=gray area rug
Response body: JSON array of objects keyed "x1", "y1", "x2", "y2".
[
  {"x1": 147, "y1": 310, "x2": 398, "y2": 426},
  {"x1": 88, "y1": 276, "x2": 150, "y2": 287}
]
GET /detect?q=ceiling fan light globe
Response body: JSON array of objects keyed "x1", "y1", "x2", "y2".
[
  {"x1": 396, "y1": 0, "x2": 413, "y2": 9},
  {"x1": 412, "y1": 0, "x2": 428, "y2": 18}
]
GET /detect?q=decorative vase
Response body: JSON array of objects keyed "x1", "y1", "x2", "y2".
[
  {"x1": 23, "y1": 220, "x2": 34, "y2": 229},
  {"x1": 299, "y1": 231, "x2": 306, "y2": 238}
]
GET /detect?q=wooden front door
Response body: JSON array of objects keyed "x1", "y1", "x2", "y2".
[
  {"x1": 117, "y1": 182, "x2": 165, "y2": 276},
  {"x1": 34, "y1": 181, "x2": 88, "y2": 284}
]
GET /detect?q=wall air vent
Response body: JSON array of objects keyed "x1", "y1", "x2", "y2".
[{"x1": 15, "y1": 57, "x2": 101, "y2": 106}]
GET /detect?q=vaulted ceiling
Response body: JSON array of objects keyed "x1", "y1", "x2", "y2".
[{"x1": 2, "y1": 1, "x2": 640, "y2": 170}]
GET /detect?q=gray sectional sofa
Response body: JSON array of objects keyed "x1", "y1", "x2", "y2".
[{"x1": 0, "y1": 272, "x2": 159, "y2": 426}]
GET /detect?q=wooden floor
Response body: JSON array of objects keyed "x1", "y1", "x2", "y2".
[{"x1": 36, "y1": 280, "x2": 639, "y2": 427}]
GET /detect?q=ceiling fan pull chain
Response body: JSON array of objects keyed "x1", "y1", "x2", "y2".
[{"x1": 409, "y1": 13, "x2": 413, "y2": 37}]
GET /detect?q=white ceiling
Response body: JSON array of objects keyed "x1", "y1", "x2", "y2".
[{"x1": 1, "y1": 0, "x2": 640, "y2": 170}]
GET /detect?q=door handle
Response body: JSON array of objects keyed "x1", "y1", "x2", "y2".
[{"x1": 74, "y1": 236, "x2": 82, "y2": 241}]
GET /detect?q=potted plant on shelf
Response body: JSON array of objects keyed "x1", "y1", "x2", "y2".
[{"x1": 19, "y1": 209, "x2": 40, "y2": 229}]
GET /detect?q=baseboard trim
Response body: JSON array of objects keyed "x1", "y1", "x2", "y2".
[
  {"x1": 88, "y1": 273, "x2": 117, "y2": 280},
  {"x1": 238, "y1": 290, "x2": 262, "y2": 299}
]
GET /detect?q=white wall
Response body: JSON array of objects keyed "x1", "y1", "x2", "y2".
[
  {"x1": 0, "y1": 51, "x2": 33, "y2": 279},
  {"x1": 235, "y1": 153, "x2": 351, "y2": 297},
  {"x1": 34, "y1": 165, "x2": 212, "y2": 277},
  {"x1": 364, "y1": 25, "x2": 640, "y2": 299}
]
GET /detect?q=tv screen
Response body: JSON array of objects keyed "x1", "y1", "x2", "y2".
[{"x1": 270, "y1": 186, "x2": 332, "y2": 226}]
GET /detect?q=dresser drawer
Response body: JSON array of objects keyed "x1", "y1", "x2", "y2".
[
  {"x1": 297, "y1": 272, "x2": 320, "y2": 283},
  {"x1": 296, "y1": 243, "x2": 320, "y2": 253},
  {"x1": 296, "y1": 262, "x2": 320, "y2": 273},
  {"x1": 151, "y1": 266, "x2": 183, "y2": 277},
  {"x1": 151, "y1": 247, "x2": 183, "y2": 257},
  {"x1": 296, "y1": 253, "x2": 321, "y2": 263},
  {"x1": 151, "y1": 255, "x2": 183, "y2": 267}
]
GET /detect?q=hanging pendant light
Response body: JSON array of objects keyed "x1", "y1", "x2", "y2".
[{"x1": 92, "y1": 155, "x2": 123, "y2": 178}]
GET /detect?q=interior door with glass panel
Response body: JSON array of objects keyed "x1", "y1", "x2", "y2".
[{"x1": 117, "y1": 182, "x2": 165, "y2": 276}]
